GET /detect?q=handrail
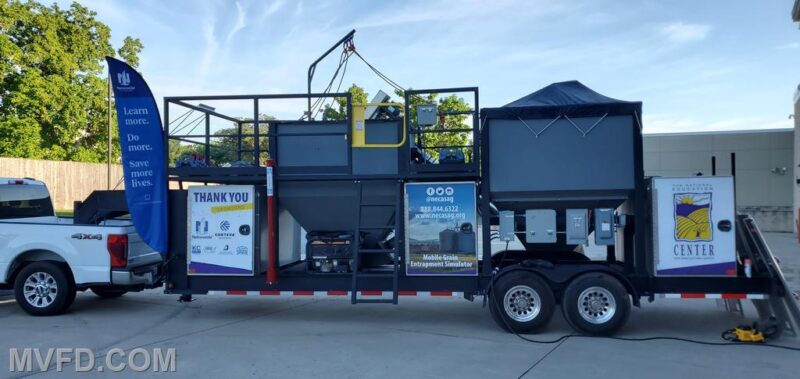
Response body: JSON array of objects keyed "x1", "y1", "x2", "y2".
[{"x1": 351, "y1": 102, "x2": 407, "y2": 148}]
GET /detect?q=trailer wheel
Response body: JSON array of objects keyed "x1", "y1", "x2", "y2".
[
  {"x1": 489, "y1": 271, "x2": 555, "y2": 333},
  {"x1": 562, "y1": 273, "x2": 630, "y2": 335},
  {"x1": 14, "y1": 262, "x2": 76, "y2": 316}
]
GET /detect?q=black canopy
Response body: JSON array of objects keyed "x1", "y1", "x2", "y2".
[{"x1": 482, "y1": 80, "x2": 641, "y2": 119}]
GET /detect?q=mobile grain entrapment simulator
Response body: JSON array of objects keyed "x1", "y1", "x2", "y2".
[{"x1": 74, "y1": 31, "x2": 800, "y2": 336}]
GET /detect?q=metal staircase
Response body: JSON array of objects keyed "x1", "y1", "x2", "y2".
[
  {"x1": 351, "y1": 180, "x2": 402, "y2": 304},
  {"x1": 736, "y1": 214, "x2": 800, "y2": 337}
]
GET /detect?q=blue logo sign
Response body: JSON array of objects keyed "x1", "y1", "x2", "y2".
[{"x1": 106, "y1": 57, "x2": 168, "y2": 254}]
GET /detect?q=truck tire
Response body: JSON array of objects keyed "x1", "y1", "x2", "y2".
[
  {"x1": 14, "y1": 262, "x2": 76, "y2": 316},
  {"x1": 489, "y1": 271, "x2": 555, "y2": 333},
  {"x1": 91, "y1": 287, "x2": 127, "y2": 298},
  {"x1": 561, "y1": 273, "x2": 630, "y2": 335}
]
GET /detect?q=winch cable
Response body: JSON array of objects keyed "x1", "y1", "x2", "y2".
[
  {"x1": 351, "y1": 49, "x2": 404, "y2": 93},
  {"x1": 170, "y1": 113, "x2": 206, "y2": 136},
  {"x1": 175, "y1": 113, "x2": 209, "y2": 138},
  {"x1": 486, "y1": 245, "x2": 800, "y2": 372},
  {"x1": 311, "y1": 49, "x2": 353, "y2": 120},
  {"x1": 307, "y1": 48, "x2": 351, "y2": 119},
  {"x1": 306, "y1": 50, "x2": 344, "y2": 118},
  {"x1": 168, "y1": 112, "x2": 202, "y2": 136},
  {"x1": 167, "y1": 109, "x2": 194, "y2": 128},
  {"x1": 307, "y1": 51, "x2": 343, "y2": 115}
]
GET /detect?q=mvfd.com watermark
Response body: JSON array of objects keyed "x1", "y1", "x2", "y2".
[{"x1": 9, "y1": 348, "x2": 176, "y2": 373}]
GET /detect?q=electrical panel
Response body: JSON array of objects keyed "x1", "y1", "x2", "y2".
[
  {"x1": 594, "y1": 208, "x2": 616, "y2": 246},
  {"x1": 417, "y1": 104, "x2": 438, "y2": 126},
  {"x1": 498, "y1": 211, "x2": 515, "y2": 242},
  {"x1": 566, "y1": 209, "x2": 588, "y2": 245},
  {"x1": 525, "y1": 209, "x2": 556, "y2": 243}
]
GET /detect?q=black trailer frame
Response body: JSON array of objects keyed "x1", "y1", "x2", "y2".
[
  {"x1": 159, "y1": 90, "x2": 777, "y2": 303},
  {"x1": 162, "y1": 89, "x2": 497, "y2": 296}
]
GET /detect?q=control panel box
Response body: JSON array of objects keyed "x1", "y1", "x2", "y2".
[
  {"x1": 498, "y1": 211, "x2": 516, "y2": 242},
  {"x1": 417, "y1": 104, "x2": 438, "y2": 126},
  {"x1": 594, "y1": 208, "x2": 616, "y2": 246},
  {"x1": 525, "y1": 209, "x2": 556, "y2": 243},
  {"x1": 566, "y1": 209, "x2": 589, "y2": 245}
]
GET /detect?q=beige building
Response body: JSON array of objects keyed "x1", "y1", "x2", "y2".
[{"x1": 644, "y1": 129, "x2": 795, "y2": 232}]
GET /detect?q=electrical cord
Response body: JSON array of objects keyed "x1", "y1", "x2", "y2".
[
  {"x1": 313, "y1": 50, "x2": 352, "y2": 120},
  {"x1": 352, "y1": 49, "x2": 405, "y2": 93},
  {"x1": 486, "y1": 246, "x2": 800, "y2": 359}
]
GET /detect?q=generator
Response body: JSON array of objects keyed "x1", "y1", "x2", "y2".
[{"x1": 306, "y1": 232, "x2": 353, "y2": 273}]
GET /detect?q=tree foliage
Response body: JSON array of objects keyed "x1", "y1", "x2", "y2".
[
  {"x1": 322, "y1": 84, "x2": 368, "y2": 121},
  {"x1": 0, "y1": 0, "x2": 143, "y2": 162}
]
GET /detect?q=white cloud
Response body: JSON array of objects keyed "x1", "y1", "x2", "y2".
[
  {"x1": 224, "y1": 2, "x2": 248, "y2": 46},
  {"x1": 776, "y1": 42, "x2": 800, "y2": 50},
  {"x1": 659, "y1": 22, "x2": 712, "y2": 43},
  {"x1": 259, "y1": 0, "x2": 285, "y2": 22}
]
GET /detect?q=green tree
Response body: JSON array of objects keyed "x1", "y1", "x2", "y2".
[
  {"x1": 322, "y1": 84, "x2": 368, "y2": 121},
  {"x1": 210, "y1": 114, "x2": 275, "y2": 165},
  {"x1": 0, "y1": 1, "x2": 143, "y2": 162},
  {"x1": 402, "y1": 89, "x2": 472, "y2": 161}
]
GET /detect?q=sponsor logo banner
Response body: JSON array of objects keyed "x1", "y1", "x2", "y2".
[
  {"x1": 106, "y1": 57, "x2": 168, "y2": 254},
  {"x1": 187, "y1": 186, "x2": 255, "y2": 276},
  {"x1": 405, "y1": 182, "x2": 478, "y2": 276}
]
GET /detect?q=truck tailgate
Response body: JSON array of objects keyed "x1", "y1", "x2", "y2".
[{"x1": 126, "y1": 231, "x2": 162, "y2": 269}]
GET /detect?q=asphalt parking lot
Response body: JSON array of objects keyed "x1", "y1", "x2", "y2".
[{"x1": 1, "y1": 233, "x2": 799, "y2": 378}]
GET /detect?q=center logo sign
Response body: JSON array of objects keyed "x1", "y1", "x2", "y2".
[
  {"x1": 674, "y1": 193, "x2": 712, "y2": 242},
  {"x1": 653, "y1": 177, "x2": 735, "y2": 277}
]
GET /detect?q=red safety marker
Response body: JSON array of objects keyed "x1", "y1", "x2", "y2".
[{"x1": 266, "y1": 160, "x2": 278, "y2": 284}]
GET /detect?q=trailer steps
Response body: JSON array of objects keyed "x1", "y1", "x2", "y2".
[
  {"x1": 736, "y1": 215, "x2": 800, "y2": 338},
  {"x1": 351, "y1": 181, "x2": 402, "y2": 304}
]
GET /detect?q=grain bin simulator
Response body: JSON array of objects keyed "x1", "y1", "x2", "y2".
[{"x1": 94, "y1": 79, "x2": 792, "y2": 338}]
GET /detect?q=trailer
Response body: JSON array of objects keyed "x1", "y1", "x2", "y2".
[{"x1": 93, "y1": 78, "x2": 795, "y2": 337}]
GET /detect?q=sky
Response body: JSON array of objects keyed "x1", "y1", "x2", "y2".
[{"x1": 62, "y1": 0, "x2": 800, "y2": 133}]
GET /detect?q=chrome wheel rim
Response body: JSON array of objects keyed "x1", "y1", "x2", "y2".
[
  {"x1": 577, "y1": 286, "x2": 616, "y2": 324},
  {"x1": 23, "y1": 272, "x2": 58, "y2": 308},
  {"x1": 503, "y1": 285, "x2": 541, "y2": 322}
]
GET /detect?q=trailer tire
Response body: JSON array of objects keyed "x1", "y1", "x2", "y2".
[
  {"x1": 562, "y1": 273, "x2": 630, "y2": 335},
  {"x1": 13, "y1": 262, "x2": 76, "y2": 316},
  {"x1": 489, "y1": 271, "x2": 555, "y2": 333}
]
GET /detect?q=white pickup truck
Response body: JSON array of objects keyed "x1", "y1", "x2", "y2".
[{"x1": 0, "y1": 178, "x2": 162, "y2": 315}]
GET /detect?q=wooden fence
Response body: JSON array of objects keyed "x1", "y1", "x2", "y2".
[{"x1": 1, "y1": 157, "x2": 125, "y2": 210}]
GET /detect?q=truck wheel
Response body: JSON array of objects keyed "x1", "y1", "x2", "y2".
[
  {"x1": 91, "y1": 287, "x2": 127, "y2": 298},
  {"x1": 14, "y1": 262, "x2": 76, "y2": 316},
  {"x1": 489, "y1": 271, "x2": 555, "y2": 333},
  {"x1": 562, "y1": 273, "x2": 630, "y2": 335}
]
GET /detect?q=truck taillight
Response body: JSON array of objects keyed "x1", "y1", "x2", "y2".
[{"x1": 107, "y1": 234, "x2": 128, "y2": 269}]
